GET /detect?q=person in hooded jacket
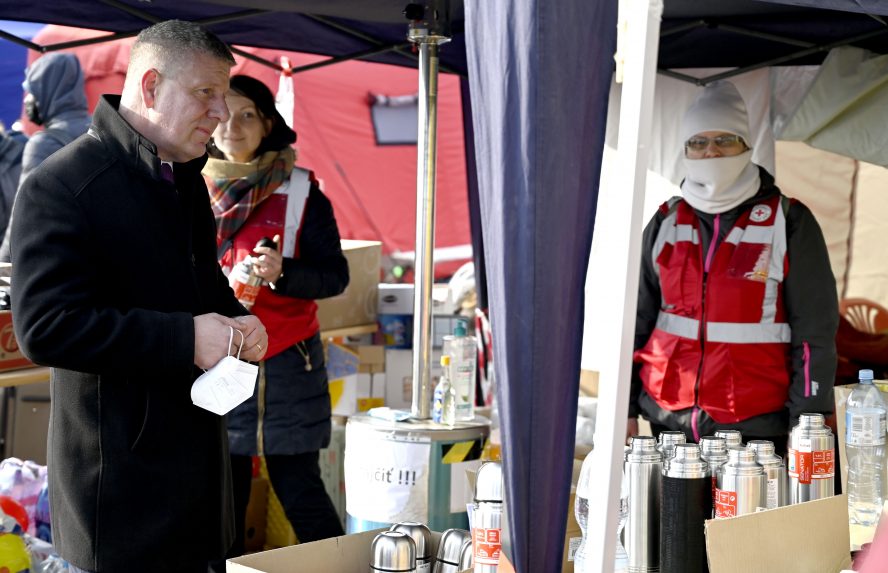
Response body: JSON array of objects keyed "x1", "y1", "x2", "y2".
[
  {"x1": 0, "y1": 52, "x2": 91, "y2": 262},
  {"x1": 627, "y1": 81, "x2": 838, "y2": 456},
  {"x1": 0, "y1": 128, "x2": 26, "y2": 239}
]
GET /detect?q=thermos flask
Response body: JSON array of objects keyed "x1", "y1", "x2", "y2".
[
  {"x1": 657, "y1": 431, "x2": 687, "y2": 463},
  {"x1": 715, "y1": 446, "x2": 765, "y2": 518},
  {"x1": 747, "y1": 440, "x2": 787, "y2": 509},
  {"x1": 390, "y1": 522, "x2": 433, "y2": 573},
  {"x1": 788, "y1": 413, "x2": 835, "y2": 504},
  {"x1": 473, "y1": 461, "x2": 503, "y2": 572},
  {"x1": 714, "y1": 429, "x2": 743, "y2": 449},
  {"x1": 370, "y1": 531, "x2": 417, "y2": 573},
  {"x1": 458, "y1": 537, "x2": 473, "y2": 571},
  {"x1": 699, "y1": 435, "x2": 728, "y2": 511},
  {"x1": 434, "y1": 529, "x2": 471, "y2": 573},
  {"x1": 625, "y1": 435, "x2": 663, "y2": 572},
  {"x1": 660, "y1": 444, "x2": 711, "y2": 573}
]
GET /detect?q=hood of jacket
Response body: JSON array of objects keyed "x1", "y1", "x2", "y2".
[{"x1": 24, "y1": 53, "x2": 89, "y2": 125}]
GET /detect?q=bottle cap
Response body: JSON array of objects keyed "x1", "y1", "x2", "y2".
[
  {"x1": 860, "y1": 369, "x2": 874, "y2": 382},
  {"x1": 441, "y1": 355, "x2": 451, "y2": 366},
  {"x1": 255, "y1": 236, "x2": 277, "y2": 251},
  {"x1": 454, "y1": 319, "x2": 467, "y2": 337}
]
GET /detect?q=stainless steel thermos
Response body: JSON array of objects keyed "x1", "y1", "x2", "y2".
[
  {"x1": 714, "y1": 429, "x2": 743, "y2": 449},
  {"x1": 371, "y1": 531, "x2": 417, "y2": 573},
  {"x1": 788, "y1": 413, "x2": 835, "y2": 504},
  {"x1": 657, "y1": 431, "x2": 687, "y2": 462},
  {"x1": 472, "y1": 461, "x2": 503, "y2": 573},
  {"x1": 715, "y1": 446, "x2": 765, "y2": 518},
  {"x1": 747, "y1": 440, "x2": 787, "y2": 509},
  {"x1": 433, "y1": 529, "x2": 471, "y2": 573},
  {"x1": 660, "y1": 444, "x2": 711, "y2": 573},
  {"x1": 625, "y1": 435, "x2": 663, "y2": 572},
  {"x1": 699, "y1": 435, "x2": 728, "y2": 511},
  {"x1": 390, "y1": 522, "x2": 433, "y2": 573}
]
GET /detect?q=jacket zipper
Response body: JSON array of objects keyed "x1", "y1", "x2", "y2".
[{"x1": 692, "y1": 213, "x2": 721, "y2": 441}]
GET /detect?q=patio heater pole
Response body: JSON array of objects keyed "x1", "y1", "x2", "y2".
[{"x1": 406, "y1": 1, "x2": 451, "y2": 419}]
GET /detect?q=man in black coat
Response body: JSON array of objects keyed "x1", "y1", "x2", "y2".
[{"x1": 10, "y1": 20, "x2": 268, "y2": 573}]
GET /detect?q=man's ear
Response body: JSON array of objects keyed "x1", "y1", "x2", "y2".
[{"x1": 141, "y1": 68, "x2": 160, "y2": 109}]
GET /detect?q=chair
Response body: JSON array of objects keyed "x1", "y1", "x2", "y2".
[{"x1": 840, "y1": 298, "x2": 888, "y2": 334}]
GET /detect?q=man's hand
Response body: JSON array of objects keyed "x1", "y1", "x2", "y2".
[
  {"x1": 193, "y1": 313, "x2": 244, "y2": 369},
  {"x1": 233, "y1": 315, "x2": 268, "y2": 362}
]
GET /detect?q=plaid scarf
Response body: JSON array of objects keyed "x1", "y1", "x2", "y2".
[{"x1": 203, "y1": 147, "x2": 296, "y2": 244}]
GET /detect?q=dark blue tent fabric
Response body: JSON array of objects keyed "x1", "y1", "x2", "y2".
[
  {"x1": 0, "y1": 21, "x2": 43, "y2": 128},
  {"x1": 464, "y1": 1, "x2": 616, "y2": 570}
]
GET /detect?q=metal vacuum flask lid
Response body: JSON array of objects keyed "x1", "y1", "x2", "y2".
[
  {"x1": 714, "y1": 429, "x2": 743, "y2": 449},
  {"x1": 434, "y1": 529, "x2": 471, "y2": 573},
  {"x1": 390, "y1": 522, "x2": 433, "y2": 573},
  {"x1": 371, "y1": 531, "x2": 417, "y2": 572},
  {"x1": 474, "y1": 461, "x2": 503, "y2": 503}
]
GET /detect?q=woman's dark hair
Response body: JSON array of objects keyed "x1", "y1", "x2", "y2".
[{"x1": 208, "y1": 74, "x2": 297, "y2": 159}]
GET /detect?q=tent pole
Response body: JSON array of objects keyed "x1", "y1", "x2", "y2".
[
  {"x1": 407, "y1": 1, "x2": 451, "y2": 420},
  {"x1": 586, "y1": 0, "x2": 662, "y2": 571}
]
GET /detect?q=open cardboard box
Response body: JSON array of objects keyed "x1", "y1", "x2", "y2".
[
  {"x1": 705, "y1": 494, "x2": 852, "y2": 573},
  {"x1": 228, "y1": 529, "x2": 470, "y2": 572}
]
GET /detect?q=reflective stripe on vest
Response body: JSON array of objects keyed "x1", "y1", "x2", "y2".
[{"x1": 652, "y1": 196, "x2": 790, "y2": 343}]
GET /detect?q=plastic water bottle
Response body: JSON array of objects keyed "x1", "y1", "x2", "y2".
[
  {"x1": 575, "y1": 450, "x2": 628, "y2": 572},
  {"x1": 846, "y1": 368, "x2": 887, "y2": 527},
  {"x1": 574, "y1": 451, "x2": 593, "y2": 572}
]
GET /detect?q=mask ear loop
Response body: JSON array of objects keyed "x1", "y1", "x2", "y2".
[
  {"x1": 234, "y1": 329, "x2": 245, "y2": 360},
  {"x1": 225, "y1": 326, "x2": 235, "y2": 357}
]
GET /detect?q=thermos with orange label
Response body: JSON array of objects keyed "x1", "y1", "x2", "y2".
[
  {"x1": 472, "y1": 461, "x2": 503, "y2": 572},
  {"x1": 714, "y1": 446, "x2": 765, "y2": 518},
  {"x1": 787, "y1": 413, "x2": 835, "y2": 504}
]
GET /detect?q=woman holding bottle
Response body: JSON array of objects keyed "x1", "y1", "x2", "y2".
[{"x1": 203, "y1": 75, "x2": 349, "y2": 564}]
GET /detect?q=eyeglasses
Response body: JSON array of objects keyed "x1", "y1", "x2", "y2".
[{"x1": 685, "y1": 134, "x2": 746, "y2": 153}]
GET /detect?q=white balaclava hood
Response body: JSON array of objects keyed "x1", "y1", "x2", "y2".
[{"x1": 680, "y1": 81, "x2": 759, "y2": 214}]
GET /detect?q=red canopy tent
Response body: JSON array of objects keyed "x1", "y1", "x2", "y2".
[{"x1": 24, "y1": 24, "x2": 472, "y2": 279}]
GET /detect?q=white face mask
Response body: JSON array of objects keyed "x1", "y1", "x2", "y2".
[
  {"x1": 191, "y1": 328, "x2": 258, "y2": 416},
  {"x1": 681, "y1": 151, "x2": 760, "y2": 214}
]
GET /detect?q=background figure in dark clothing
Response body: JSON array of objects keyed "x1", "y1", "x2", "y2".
[
  {"x1": 0, "y1": 53, "x2": 92, "y2": 261},
  {"x1": 202, "y1": 75, "x2": 348, "y2": 567},
  {"x1": 0, "y1": 128, "x2": 26, "y2": 239}
]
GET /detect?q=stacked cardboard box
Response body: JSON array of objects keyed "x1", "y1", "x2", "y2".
[{"x1": 326, "y1": 343, "x2": 386, "y2": 416}]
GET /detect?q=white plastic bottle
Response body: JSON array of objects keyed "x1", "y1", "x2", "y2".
[
  {"x1": 846, "y1": 368, "x2": 887, "y2": 527},
  {"x1": 432, "y1": 355, "x2": 456, "y2": 426},
  {"x1": 443, "y1": 320, "x2": 477, "y2": 421},
  {"x1": 574, "y1": 450, "x2": 628, "y2": 572}
]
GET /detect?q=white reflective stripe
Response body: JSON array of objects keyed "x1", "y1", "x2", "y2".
[
  {"x1": 656, "y1": 312, "x2": 699, "y2": 340},
  {"x1": 769, "y1": 203, "x2": 787, "y2": 282},
  {"x1": 761, "y1": 279, "x2": 780, "y2": 323},
  {"x1": 725, "y1": 227, "x2": 743, "y2": 245},
  {"x1": 651, "y1": 209, "x2": 678, "y2": 282},
  {"x1": 707, "y1": 322, "x2": 791, "y2": 343},
  {"x1": 675, "y1": 224, "x2": 698, "y2": 244},
  {"x1": 737, "y1": 225, "x2": 774, "y2": 245},
  {"x1": 278, "y1": 168, "x2": 311, "y2": 258}
]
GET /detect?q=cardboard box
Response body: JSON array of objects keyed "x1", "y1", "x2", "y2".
[
  {"x1": 705, "y1": 494, "x2": 852, "y2": 573},
  {"x1": 377, "y1": 283, "x2": 458, "y2": 316},
  {"x1": 228, "y1": 529, "x2": 470, "y2": 573},
  {"x1": 383, "y1": 348, "x2": 443, "y2": 410},
  {"x1": 244, "y1": 477, "x2": 269, "y2": 552},
  {"x1": 327, "y1": 342, "x2": 385, "y2": 416},
  {"x1": 316, "y1": 240, "x2": 381, "y2": 331},
  {"x1": 0, "y1": 311, "x2": 33, "y2": 372}
]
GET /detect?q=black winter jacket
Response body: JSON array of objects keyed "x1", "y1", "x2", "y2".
[{"x1": 10, "y1": 95, "x2": 247, "y2": 572}]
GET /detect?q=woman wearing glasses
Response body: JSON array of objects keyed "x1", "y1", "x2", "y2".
[{"x1": 627, "y1": 80, "x2": 838, "y2": 457}]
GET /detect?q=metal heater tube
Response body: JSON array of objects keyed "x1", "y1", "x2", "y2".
[{"x1": 410, "y1": 41, "x2": 440, "y2": 419}]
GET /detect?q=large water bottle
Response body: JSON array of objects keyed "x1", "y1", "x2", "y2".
[
  {"x1": 574, "y1": 450, "x2": 628, "y2": 572},
  {"x1": 846, "y1": 368, "x2": 887, "y2": 527}
]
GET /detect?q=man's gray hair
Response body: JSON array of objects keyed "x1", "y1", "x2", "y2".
[{"x1": 129, "y1": 20, "x2": 235, "y2": 76}]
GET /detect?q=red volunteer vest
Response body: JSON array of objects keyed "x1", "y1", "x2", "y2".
[
  {"x1": 217, "y1": 168, "x2": 316, "y2": 360},
  {"x1": 635, "y1": 195, "x2": 791, "y2": 423}
]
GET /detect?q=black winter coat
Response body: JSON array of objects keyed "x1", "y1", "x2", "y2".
[{"x1": 10, "y1": 95, "x2": 247, "y2": 572}]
